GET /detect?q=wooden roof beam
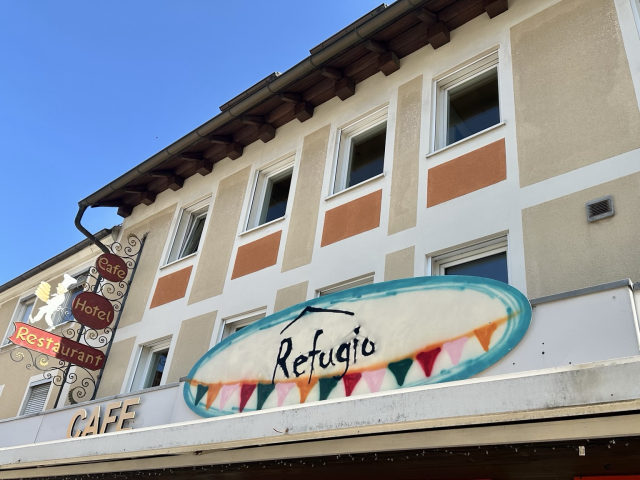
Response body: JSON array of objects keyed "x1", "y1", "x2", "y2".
[
  {"x1": 241, "y1": 115, "x2": 275, "y2": 142},
  {"x1": 240, "y1": 115, "x2": 265, "y2": 126},
  {"x1": 279, "y1": 92, "x2": 303, "y2": 104},
  {"x1": 365, "y1": 40, "x2": 400, "y2": 77},
  {"x1": 149, "y1": 170, "x2": 184, "y2": 191},
  {"x1": 195, "y1": 159, "x2": 213, "y2": 176},
  {"x1": 117, "y1": 204, "x2": 133, "y2": 218},
  {"x1": 484, "y1": 0, "x2": 508, "y2": 18},
  {"x1": 427, "y1": 22, "x2": 450, "y2": 50},
  {"x1": 320, "y1": 67, "x2": 355, "y2": 101},
  {"x1": 122, "y1": 186, "x2": 147, "y2": 193},
  {"x1": 208, "y1": 135, "x2": 233, "y2": 144},
  {"x1": 177, "y1": 152, "x2": 202, "y2": 161},
  {"x1": 226, "y1": 142, "x2": 244, "y2": 160},
  {"x1": 139, "y1": 191, "x2": 156, "y2": 206},
  {"x1": 415, "y1": 7, "x2": 437, "y2": 27}
]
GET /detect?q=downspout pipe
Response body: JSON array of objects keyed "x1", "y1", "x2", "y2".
[{"x1": 75, "y1": 205, "x2": 111, "y2": 254}]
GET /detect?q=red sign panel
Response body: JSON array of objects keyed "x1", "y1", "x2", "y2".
[
  {"x1": 72, "y1": 292, "x2": 115, "y2": 330},
  {"x1": 96, "y1": 253, "x2": 128, "y2": 282},
  {"x1": 9, "y1": 323, "x2": 105, "y2": 370}
]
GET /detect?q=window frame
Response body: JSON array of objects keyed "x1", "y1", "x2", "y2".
[
  {"x1": 53, "y1": 269, "x2": 90, "y2": 328},
  {"x1": 1, "y1": 294, "x2": 36, "y2": 347},
  {"x1": 245, "y1": 154, "x2": 295, "y2": 232},
  {"x1": 166, "y1": 198, "x2": 210, "y2": 265},
  {"x1": 332, "y1": 107, "x2": 388, "y2": 195},
  {"x1": 430, "y1": 237, "x2": 508, "y2": 281},
  {"x1": 20, "y1": 378, "x2": 52, "y2": 416},
  {"x1": 128, "y1": 336, "x2": 172, "y2": 392},
  {"x1": 220, "y1": 308, "x2": 267, "y2": 341},
  {"x1": 432, "y1": 51, "x2": 501, "y2": 152},
  {"x1": 316, "y1": 273, "x2": 375, "y2": 297}
]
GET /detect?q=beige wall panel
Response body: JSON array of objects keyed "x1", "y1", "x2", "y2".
[
  {"x1": 522, "y1": 172, "x2": 640, "y2": 298},
  {"x1": 0, "y1": 347, "x2": 41, "y2": 419},
  {"x1": 189, "y1": 167, "x2": 251, "y2": 304},
  {"x1": 95, "y1": 336, "x2": 136, "y2": 398},
  {"x1": 384, "y1": 246, "x2": 415, "y2": 281},
  {"x1": 118, "y1": 205, "x2": 178, "y2": 328},
  {"x1": 166, "y1": 311, "x2": 217, "y2": 384},
  {"x1": 388, "y1": 75, "x2": 422, "y2": 235},
  {"x1": 281, "y1": 125, "x2": 331, "y2": 272},
  {"x1": 511, "y1": 0, "x2": 640, "y2": 187},
  {"x1": 0, "y1": 296, "x2": 19, "y2": 344},
  {"x1": 273, "y1": 281, "x2": 309, "y2": 313}
]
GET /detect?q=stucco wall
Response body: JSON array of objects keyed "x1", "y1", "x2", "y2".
[
  {"x1": 281, "y1": 125, "x2": 331, "y2": 272},
  {"x1": 384, "y1": 246, "x2": 415, "y2": 282},
  {"x1": 95, "y1": 336, "x2": 137, "y2": 397},
  {"x1": 388, "y1": 75, "x2": 422, "y2": 235},
  {"x1": 166, "y1": 311, "x2": 217, "y2": 383},
  {"x1": 511, "y1": 0, "x2": 640, "y2": 187},
  {"x1": 522, "y1": 172, "x2": 640, "y2": 298},
  {"x1": 273, "y1": 282, "x2": 308, "y2": 313},
  {"x1": 118, "y1": 205, "x2": 177, "y2": 328},
  {"x1": 189, "y1": 167, "x2": 251, "y2": 304}
]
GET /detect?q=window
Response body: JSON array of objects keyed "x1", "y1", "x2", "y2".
[
  {"x1": 316, "y1": 273, "x2": 375, "y2": 297},
  {"x1": 167, "y1": 199, "x2": 209, "y2": 264},
  {"x1": 434, "y1": 51, "x2": 500, "y2": 150},
  {"x1": 2, "y1": 296, "x2": 35, "y2": 346},
  {"x1": 221, "y1": 308, "x2": 266, "y2": 340},
  {"x1": 21, "y1": 380, "x2": 51, "y2": 416},
  {"x1": 246, "y1": 156, "x2": 294, "y2": 230},
  {"x1": 129, "y1": 337, "x2": 171, "y2": 391},
  {"x1": 333, "y1": 107, "x2": 387, "y2": 194},
  {"x1": 56, "y1": 273, "x2": 88, "y2": 326},
  {"x1": 432, "y1": 237, "x2": 508, "y2": 284}
]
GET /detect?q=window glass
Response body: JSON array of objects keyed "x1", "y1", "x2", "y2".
[
  {"x1": 347, "y1": 125, "x2": 386, "y2": 188},
  {"x1": 167, "y1": 201, "x2": 209, "y2": 264},
  {"x1": 444, "y1": 252, "x2": 508, "y2": 284},
  {"x1": 447, "y1": 68, "x2": 499, "y2": 145},
  {"x1": 180, "y1": 213, "x2": 207, "y2": 258},
  {"x1": 145, "y1": 349, "x2": 168, "y2": 389},
  {"x1": 260, "y1": 170, "x2": 292, "y2": 225},
  {"x1": 2, "y1": 298, "x2": 35, "y2": 346}
]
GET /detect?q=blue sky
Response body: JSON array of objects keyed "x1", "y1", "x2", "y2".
[{"x1": 0, "y1": 0, "x2": 383, "y2": 285}]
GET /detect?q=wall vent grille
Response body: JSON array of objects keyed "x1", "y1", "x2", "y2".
[{"x1": 586, "y1": 195, "x2": 614, "y2": 222}]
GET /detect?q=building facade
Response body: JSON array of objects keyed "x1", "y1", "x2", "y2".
[{"x1": 2, "y1": 0, "x2": 640, "y2": 478}]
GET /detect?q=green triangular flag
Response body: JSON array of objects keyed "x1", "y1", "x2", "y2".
[
  {"x1": 388, "y1": 358, "x2": 413, "y2": 386},
  {"x1": 319, "y1": 377, "x2": 340, "y2": 401},
  {"x1": 257, "y1": 383, "x2": 276, "y2": 410},
  {"x1": 195, "y1": 384, "x2": 209, "y2": 405}
]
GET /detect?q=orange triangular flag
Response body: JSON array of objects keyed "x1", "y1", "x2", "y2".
[
  {"x1": 474, "y1": 322, "x2": 498, "y2": 352},
  {"x1": 205, "y1": 384, "x2": 222, "y2": 410},
  {"x1": 295, "y1": 378, "x2": 318, "y2": 403}
]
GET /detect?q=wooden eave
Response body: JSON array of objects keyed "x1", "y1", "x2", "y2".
[{"x1": 91, "y1": 0, "x2": 508, "y2": 217}]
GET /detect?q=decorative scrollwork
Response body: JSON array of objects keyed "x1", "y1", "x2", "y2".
[{"x1": 10, "y1": 347, "x2": 50, "y2": 371}]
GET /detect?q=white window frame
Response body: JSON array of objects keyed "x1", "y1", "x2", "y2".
[
  {"x1": 19, "y1": 377, "x2": 53, "y2": 416},
  {"x1": 128, "y1": 336, "x2": 172, "y2": 392},
  {"x1": 430, "y1": 236, "x2": 508, "y2": 279},
  {"x1": 432, "y1": 51, "x2": 501, "y2": 152},
  {"x1": 245, "y1": 154, "x2": 295, "y2": 232},
  {"x1": 332, "y1": 107, "x2": 388, "y2": 195},
  {"x1": 1, "y1": 294, "x2": 36, "y2": 347},
  {"x1": 316, "y1": 273, "x2": 375, "y2": 297},
  {"x1": 166, "y1": 198, "x2": 210, "y2": 265},
  {"x1": 220, "y1": 307, "x2": 267, "y2": 341},
  {"x1": 632, "y1": 0, "x2": 640, "y2": 39}
]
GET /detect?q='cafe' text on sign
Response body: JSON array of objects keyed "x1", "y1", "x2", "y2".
[
  {"x1": 67, "y1": 398, "x2": 140, "y2": 438},
  {"x1": 96, "y1": 253, "x2": 129, "y2": 282}
]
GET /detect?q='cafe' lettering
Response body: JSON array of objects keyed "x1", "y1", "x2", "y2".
[
  {"x1": 66, "y1": 398, "x2": 141, "y2": 438},
  {"x1": 96, "y1": 253, "x2": 129, "y2": 282}
]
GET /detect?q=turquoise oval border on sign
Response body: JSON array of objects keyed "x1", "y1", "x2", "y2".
[{"x1": 183, "y1": 276, "x2": 532, "y2": 418}]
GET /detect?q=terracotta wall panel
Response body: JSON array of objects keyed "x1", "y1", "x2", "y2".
[
  {"x1": 321, "y1": 190, "x2": 382, "y2": 247},
  {"x1": 189, "y1": 167, "x2": 251, "y2": 304},
  {"x1": 388, "y1": 75, "x2": 422, "y2": 235},
  {"x1": 511, "y1": 0, "x2": 640, "y2": 187},
  {"x1": 281, "y1": 125, "x2": 331, "y2": 272},
  {"x1": 231, "y1": 231, "x2": 282, "y2": 279},
  {"x1": 427, "y1": 139, "x2": 506, "y2": 208},
  {"x1": 118, "y1": 204, "x2": 178, "y2": 328},
  {"x1": 149, "y1": 266, "x2": 193, "y2": 309}
]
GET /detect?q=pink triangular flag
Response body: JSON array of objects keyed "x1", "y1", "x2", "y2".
[
  {"x1": 275, "y1": 383, "x2": 295, "y2": 407},
  {"x1": 219, "y1": 383, "x2": 240, "y2": 410},
  {"x1": 443, "y1": 337, "x2": 468, "y2": 366},
  {"x1": 362, "y1": 369, "x2": 386, "y2": 393}
]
